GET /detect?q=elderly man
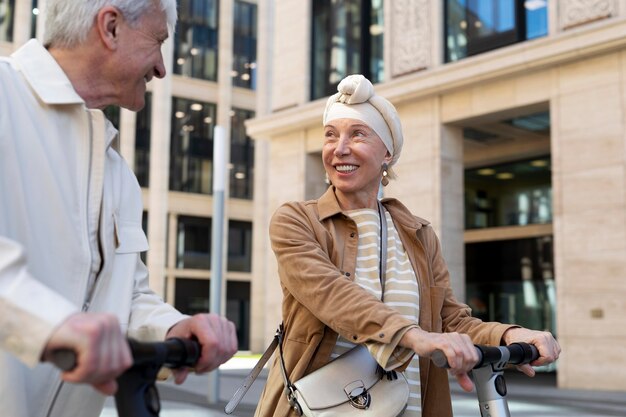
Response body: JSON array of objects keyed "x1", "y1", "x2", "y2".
[{"x1": 0, "y1": 1, "x2": 237, "y2": 416}]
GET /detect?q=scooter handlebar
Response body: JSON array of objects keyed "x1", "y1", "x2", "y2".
[
  {"x1": 49, "y1": 337, "x2": 200, "y2": 372},
  {"x1": 431, "y1": 342, "x2": 539, "y2": 369},
  {"x1": 49, "y1": 338, "x2": 201, "y2": 417}
]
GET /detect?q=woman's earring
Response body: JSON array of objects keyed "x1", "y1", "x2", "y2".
[
  {"x1": 381, "y1": 163, "x2": 389, "y2": 186},
  {"x1": 325, "y1": 172, "x2": 331, "y2": 185}
]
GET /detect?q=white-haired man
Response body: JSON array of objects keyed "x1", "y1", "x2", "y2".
[{"x1": 0, "y1": 1, "x2": 237, "y2": 416}]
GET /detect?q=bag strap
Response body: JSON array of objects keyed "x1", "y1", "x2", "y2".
[
  {"x1": 227, "y1": 202, "x2": 390, "y2": 415},
  {"x1": 224, "y1": 326, "x2": 280, "y2": 414},
  {"x1": 378, "y1": 200, "x2": 388, "y2": 301}
]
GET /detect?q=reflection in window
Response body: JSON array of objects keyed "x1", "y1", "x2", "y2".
[
  {"x1": 0, "y1": 0, "x2": 15, "y2": 42},
  {"x1": 233, "y1": 0, "x2": 257, "y2": 89},
  {"x1": 311, "y1": 0, "x2": 384, "y2": 100},
  {"x1": 445, "y1": 0, "x2": 548, "y2": 62},
  {"x1": 176, "y1": 216, "x2": 252, "y2": 272},
  {"x1": 174, "y1": 0, "x2": 219, "y2": 81},
  {"x1": 169, "y1": 97, "x2": 217, "y2": 194},
  {"x1": 135, "y1": 93, "x2": 153, "y2": 187},
  {"x1": 177, "y1": 215, "x2": 211, "y2": 269},
  {"x1": 230, "y1": 108, "x2": 255, "y2": 200},
  {"x1": 465, "y1": 156, "x2": 552, "y2": 229},
  {"x1": 466, "y1": 236, "x2": 556, "y2": 336},
  {"x1": 140, "y1": 211, "x2": 148, "y2": 263},
  {"x1": 228, "y1": 220, "x2": 252, "y2": 272},
  {"x1": 103, "y1": 106, "x2": 120, "y2": 130},
  {"x1": 30, "y1": 0, "x2": 38, "y2": 39},
  {"x1": 174, "y1": 279, "x2": 250, "y2": 349}
]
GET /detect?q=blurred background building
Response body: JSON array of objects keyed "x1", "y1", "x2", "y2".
[{"x1": 2, "y1": 0, "x2": 626, "y2": 392}]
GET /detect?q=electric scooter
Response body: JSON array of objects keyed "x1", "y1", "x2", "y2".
[
  {"x1": 50, "y1": 338, "x2": 201, "y2": 417},
  {"x1": 432, "y1": 342, "x2": 539, "y2": 417}
]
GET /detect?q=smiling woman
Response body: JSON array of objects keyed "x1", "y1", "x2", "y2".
[{"x1": 254, "y1": 74, "x2": 560, "y2": 417}]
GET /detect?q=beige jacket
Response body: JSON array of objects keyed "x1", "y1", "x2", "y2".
[
  {"x1": 255, "y1": 187, "x2": 514, "y2": 417},
  {"x1": 0, "y1": 40, "x2": 185, "y2": 417}
]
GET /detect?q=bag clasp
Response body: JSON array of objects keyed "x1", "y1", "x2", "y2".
[{"x1": 344, "y1": 380, "x2": 371, "y2": 410}]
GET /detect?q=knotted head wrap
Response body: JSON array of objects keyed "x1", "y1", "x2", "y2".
[{"x1": 323, "y1": 74, "x2": 404, "y2": 180}]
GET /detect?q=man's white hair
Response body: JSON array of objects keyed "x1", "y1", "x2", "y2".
[{"x1": 44, "y1": 0, "x2": 177, "y2": 48}]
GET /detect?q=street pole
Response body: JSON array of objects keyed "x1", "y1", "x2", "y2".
[{"x1": 208, "y1": 125, "x2": 227, "y2": 403}]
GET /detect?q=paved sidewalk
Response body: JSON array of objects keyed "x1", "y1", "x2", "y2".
[{"x1": 102, "y1": 357, "x2": 626, "y2": 417}]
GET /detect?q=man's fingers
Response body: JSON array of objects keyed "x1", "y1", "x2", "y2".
[
  {"x1": 454, "y1": 372, "x2": 475, "y2": 392},
  {"x1": 90, "y1": 380, "x2": 118, "y2": 396}
]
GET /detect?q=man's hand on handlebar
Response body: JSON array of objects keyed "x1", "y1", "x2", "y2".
[
  {"x1": 501, "y1": 327, "x2": 561, "y2": 377},
  {"x1": 165, "y1": 313, "x2": 238, "y2": 384},
  {"x1": 41, "y1": 312, "x2": 133, "y2": 395},
  {"x1": 400, "y1": 328, "x2": 479, "y2": 392}
]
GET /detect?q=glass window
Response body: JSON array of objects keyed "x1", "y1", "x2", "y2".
[
  {"x1": 30, "y1": 0, "x2": 38, "y2": 39},
  {"x1": 227, "y1": 220, "x2": 252, "y2": 272},
  {"x1": 311, "y1": 0, "x2": 384, "y2": 100},
  {"x1": 0, "y1": 0, "x2": 15, "y2": 42},
  {"x1": 176, "y1": 216, "x2": 253, "y2": 273},
  {"x1": 445, "y1": 0, "x2": 548, "y2": 62},
  {"x1": 140, "y1": 211, "x2": 148, "y2": 263},
  {"x1": 169, "y1": 97, "x2": 217, "y2": 194},
  {"x1": 177, "y1": 215, "x2": 211, "y2": 269},
  {"x1": 174, "y1": 0, "x2": 219, "y2": 81},
  {"x1": 103, "y1": 106, "x2": 120, "y2": 130},
  {"x1": 174, "y1": 279, "x2": 250, "y2": 349},
  {"x1": 466, "y1": 236, "x2": 556, "y2": 335},
  {"x1": 233, "y1": 0, "x2": 257, "y2": 89},
  {"x1": 230, "y1": 108, "x2": 255, "y2": 200},
  {"x1": 135, "y1": 93, "x2": 153, "y2": 187},
  {"x1": 465, "y1": 156, "x2": 552, "y2": 229}
]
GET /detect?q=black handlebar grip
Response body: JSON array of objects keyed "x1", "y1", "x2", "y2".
[
  {"x1": 431, "y1": 349, "x2": 449, "y2": 368},
  {"x1": 49, "y1": 349, "x2": 78, "y2": 371},
  {"x1": 506, "y1": 342, "x2": 539, "y2": 365},
  {"x1": 431, "y1": 342, "x2": 539, "y2": 369},
  {"x1": 128, "y1": 338, "x2": 201, "y2": 369},
  {"x1": 49, "y1": 338, "x2": 201, "y2": 372}
]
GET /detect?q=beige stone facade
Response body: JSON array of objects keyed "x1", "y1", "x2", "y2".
[
  {"x1": 247, "y1": 1, "x2": 626, "y2": 391},
  {"x1": 3, "y1": 0, "x2": 626, "y2": 393}
]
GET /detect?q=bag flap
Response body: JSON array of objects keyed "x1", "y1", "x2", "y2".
[{"x1": 293, "y1": 345, "x2": 380, "y2": 409}]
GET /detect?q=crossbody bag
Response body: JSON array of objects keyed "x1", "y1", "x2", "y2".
[{"x1": 225, "y1": 201, "x2": 410, "y2": 416}]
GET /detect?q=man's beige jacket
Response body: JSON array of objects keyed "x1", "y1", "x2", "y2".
[{"x1": 0, "y1": 40, "x2": 185, "y2": 417}]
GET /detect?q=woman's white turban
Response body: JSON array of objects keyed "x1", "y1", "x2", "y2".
[{"x1": 323, "y1": 74, "x2": 403, "y2": 179}]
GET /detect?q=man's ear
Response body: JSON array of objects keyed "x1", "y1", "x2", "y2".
[{"x1": 96, "y1": 6, "x2": 122, "y2": 50}]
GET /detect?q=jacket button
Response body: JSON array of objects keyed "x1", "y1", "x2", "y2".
[
  {"x1": 345, "y1": 272, "x2": 351, "y2": 277},
  {"x1": 352, "y1": 335, "x2": 358, "y2": 340},
  {"x1": 350, "y1": 232, "x2": 356, "y2": 238},
  {"x1": 379, "y1": 333, "x2": 385, "y2": 338}
]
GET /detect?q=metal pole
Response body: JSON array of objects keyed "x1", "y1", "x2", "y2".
[{"x1": 208, "y1": 125, "x2": 227, "y2": 403}]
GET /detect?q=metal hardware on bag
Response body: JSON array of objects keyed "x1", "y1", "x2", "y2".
[
  {"x1": 285, "y1": 385, "x2": 303, "y2": 416},
  {"x1": 343, "y1": 380, "x2": 371, "y2": 410}
]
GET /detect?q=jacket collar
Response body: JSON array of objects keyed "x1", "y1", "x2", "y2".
[
  {"x1": 11, "y1": 39, "x2": 85, "y2": 105},
  {"x1": 317, "y1": 186, "x2": 430, "y2": 230},
  {"x1": 12, "y1": 39, "x2": 119, "y2": 149}
]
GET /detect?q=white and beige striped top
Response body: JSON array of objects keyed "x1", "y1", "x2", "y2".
[{"x1": 330, "y1": 207, "x2": 422, "y2": 416}]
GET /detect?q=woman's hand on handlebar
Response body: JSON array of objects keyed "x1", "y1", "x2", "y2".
[
  {"x1": 165, "y1": 313, "x2": 238, "y2": 384},
  {"x1": 501, "y1": 327, "x2": 561, "y2": 377},
  {"x1": 42, "y1": 312, "x2": 133, "y2": 395},
  {"x1": 400, "y1": 328, "x2": 479, "y2": 392}
]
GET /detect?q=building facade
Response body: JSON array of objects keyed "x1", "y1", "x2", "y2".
[
  {"x1": 1, "y1": 0, "x2": 258, "y2": 350},
  {"x1": 247, "y1": 0, "x2": 626, "y2": 392},
  {"x1": 3, "y1": 0, "x2": 626, "y2": 392}
]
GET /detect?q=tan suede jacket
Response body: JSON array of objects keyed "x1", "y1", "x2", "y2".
[{"x1": 254, "y1": 187, "x2": 514, "y2": 417}]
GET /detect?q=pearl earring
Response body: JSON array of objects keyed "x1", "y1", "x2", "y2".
[{"x1": 381, "y1": 163, "x2": 389, "y2": 186}]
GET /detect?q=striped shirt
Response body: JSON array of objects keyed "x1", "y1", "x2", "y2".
[{"x1": 331, "y1": 207, "x2": 422, "y2": 416}]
